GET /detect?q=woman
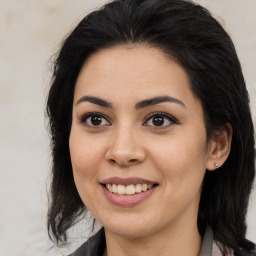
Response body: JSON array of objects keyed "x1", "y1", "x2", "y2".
[{"x1": 46, "y1": 0, "x2": 256, "y2": 255}]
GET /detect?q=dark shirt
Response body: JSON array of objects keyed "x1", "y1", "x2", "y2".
[{"x1": 68, "y1": 227, "x2": 256, "y2": 256}]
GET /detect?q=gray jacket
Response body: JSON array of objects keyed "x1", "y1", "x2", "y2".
[{"x1": 68, "y1": 227, "x2": 256, "y2": 256}]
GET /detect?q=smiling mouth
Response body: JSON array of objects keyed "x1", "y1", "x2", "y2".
[{"x1": 102, "y1": 183, "x2": 158, "y2": 195}]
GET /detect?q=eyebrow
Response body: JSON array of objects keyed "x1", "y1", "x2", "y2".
[
  {"x1": 135, "y1": 96, "x2": 186, "y2": 109},
  {"x1": 76, "y1": 96, "x2": 113, "y2": 108},
  {"x1": 76, "y1": 95, "x2": 185, "y2": 109}
]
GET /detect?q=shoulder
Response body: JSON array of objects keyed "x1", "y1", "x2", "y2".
[
  {"x1": 214, "y1": 238, "x2": 256, "y2": 256},
  {"x1": 67, "y1": 228, "x2": 106, "y2": 256},
  {"x1": 234, "y1": 239, "x2": 256, "y2": 256}
]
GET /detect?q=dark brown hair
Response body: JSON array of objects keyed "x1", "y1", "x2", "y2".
[{"x1": 46, "y1": 0, "x2": 255, "y2": 253}]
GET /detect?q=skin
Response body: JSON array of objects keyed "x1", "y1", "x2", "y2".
[{"x1": 69, "y1": 45, "x2": 232, "y2": 256}]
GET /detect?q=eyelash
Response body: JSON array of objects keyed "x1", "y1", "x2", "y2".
[
  {"x1": 143, "y1": 112, "x2": 178, "y2": 128},
  {"x1": 80, "y1": 112, "x2": 178, "y2": 129},
  {"x1": 80, "y1": 112, "x2": 111, "y2": 128}
]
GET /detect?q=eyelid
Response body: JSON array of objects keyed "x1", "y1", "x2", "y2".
[
  {"x1": 80, "y1": 112, "x2": 111, "y2": 127},
  {"x1": 142, "y1": 111, "x2": 179, "y2": 127}
]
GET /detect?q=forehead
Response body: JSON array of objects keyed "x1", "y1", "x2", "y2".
[
  {"x1": 74, "y1": 46, "x2": 195, "y2": 102},
  {"x1": 80, "y1": 46, "x2": 174, "y2": 82}
]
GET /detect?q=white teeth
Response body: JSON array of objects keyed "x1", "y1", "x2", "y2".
[
  {"x1": 147, "y1": 184, "x2": 153, "y2": 189},
  {"x1": 135, "y1": 184, "x2": 142, "y2": 193},
  {"x1": 126, "y1": 185, "x2": 135, "y2": 195},
  {"x1": 112, "y1": 184, "x2": 117, "y2": 193},
  {"x1": 106, "y1": 183, "x2": 154, "y2": 195},
  {"x1": 117, "y1": 185, "x2": 126, "y2": 195},
  {"x1": 106, "y1": 184, "x2": 112, "y2": 192},
  {"x1": 142, "y1": 184, "x2": 148, "y2": 192}
]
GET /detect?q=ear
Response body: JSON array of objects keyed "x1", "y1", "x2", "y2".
[{"x1": 206, "y1": 123, "x2": 233, "y2": 171}]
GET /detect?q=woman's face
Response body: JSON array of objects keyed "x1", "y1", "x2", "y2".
[{"x1": 69, "y1": 46, "x2": 214, "y2": 238}]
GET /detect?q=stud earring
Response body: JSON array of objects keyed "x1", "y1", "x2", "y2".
[{"x1": 214, "y1": 163, "x2": 219, "y2": 169}]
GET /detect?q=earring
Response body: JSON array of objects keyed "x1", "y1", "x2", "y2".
[{"x1": 214, "y1": 163, "x2": 219, "y2": 169}]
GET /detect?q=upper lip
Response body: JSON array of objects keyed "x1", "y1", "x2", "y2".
[{"x1": 101, "y1": 177, "x2": 158, "y2": 186}]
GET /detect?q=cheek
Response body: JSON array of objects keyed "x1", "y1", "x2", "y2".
[
  {"x1": 69, "y1": 130, "x2": 106, "y2": 199},
  {"x1": 147, "y1": 133, "x2": 208, "y2": 191},
  {"x1": 70, "y1": 128, "x2": 103, "y2": 172},
  {"x1": 69, "y1": 131, "x2": 106, "y2": 210}
]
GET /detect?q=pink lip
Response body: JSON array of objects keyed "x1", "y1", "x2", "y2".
[
  {"x1": 101, "y1": 184, "x2": 158, "y2": 207},
  {"x1": 101, "y1": 176, "x2": 156, "y2": 186}
]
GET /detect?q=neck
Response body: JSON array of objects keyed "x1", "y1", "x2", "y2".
[{"x1": 104, "y1": 219, "x2": 201, "y2": 256}]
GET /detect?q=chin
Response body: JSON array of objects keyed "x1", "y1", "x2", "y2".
[
  {"x1": 100, "y1": 214, "x2": 162, "y2": 239},
  {"x1": 106, "y1": 224, "x2": 152, "y2": 238}
]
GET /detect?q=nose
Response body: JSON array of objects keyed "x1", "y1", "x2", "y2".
[{"x1": 105, "y1": 126, "x2": 146, "y2": 167}]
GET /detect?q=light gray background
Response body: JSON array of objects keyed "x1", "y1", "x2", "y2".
[{"x1": 0, "y1": 0, "x2": 255, "y2": 255}]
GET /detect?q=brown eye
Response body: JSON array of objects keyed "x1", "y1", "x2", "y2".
[
  {"x1": 143, "y1": 112, "x2": 177, "y2": 128},
  {"x1": 91, "y1": 115, "x2": 103, "y2": 126},
  {"x1": 152, "y1": 116, "x2": 164, "y2": 126},
  {"x1": 81, "y1": 113, "x2": 110, "y2": 127}
]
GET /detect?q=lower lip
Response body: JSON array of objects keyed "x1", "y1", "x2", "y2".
[{"x1": 102, "y1": 185, "x2": 157, "y2": 207}]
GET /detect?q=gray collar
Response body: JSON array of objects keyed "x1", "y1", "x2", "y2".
[
  {"x1": 199, "y1": 227, "x2": 213, "y2": 256},
  {"x1": 69, "y1": 227, "x2": 215, "y2": 256}
]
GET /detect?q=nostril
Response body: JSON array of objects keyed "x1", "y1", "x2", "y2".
[
  {"x1": 108, "y1": 158, "x2": 138, "y2": 166},
  {"x1": 109, "y1": 158, "x2": 137, "y2": 163}
]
